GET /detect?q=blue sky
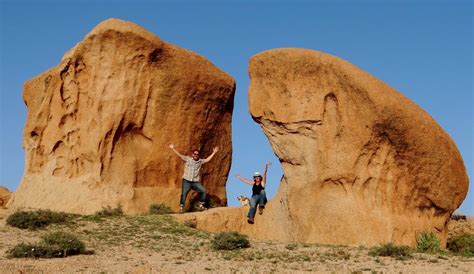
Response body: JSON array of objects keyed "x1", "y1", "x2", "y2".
[{"x1": 1, "y1": 0, "x2": 472, "y2": 214}]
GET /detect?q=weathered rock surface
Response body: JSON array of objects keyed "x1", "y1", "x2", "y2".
[
  {"x1": 177, "y1": 48, "x2": 468, "y2": 247},
  {"x1": 9, "y1": 19, "x2": 235, "y2": 214},
  {"x1": 0, "y1": 186, "x2": 12, "y2": 208}
]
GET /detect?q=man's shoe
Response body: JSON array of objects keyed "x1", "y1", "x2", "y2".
[
  {"x1": 198, "y1": 203, "x2": 207, "y2": 211},
  {"x1": 258, "y1": 206, "x2": 264, "y2": 215},
  {"x1": 179, "y1": 205, "x2": 185, "y2": 214},
  {"x1": 247, "y1": 218, "x2": 254, "y2": 224}
]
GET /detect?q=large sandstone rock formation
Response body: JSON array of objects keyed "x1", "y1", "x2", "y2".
[
  {"x1": 8, "y1": 19, "x2": 235, "y2": 214},
  {"x1": 176, "y1": 48, "x2": 468, "y2": 247},
  {"x1": 0, "y1": 186, "x2": 12, "y2": 208}
]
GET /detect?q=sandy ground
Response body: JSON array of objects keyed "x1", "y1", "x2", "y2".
[{"x1": 0, "y1": 208, "x2": 473, "y2": 273}]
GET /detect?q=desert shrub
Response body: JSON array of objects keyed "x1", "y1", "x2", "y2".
[
  {"x1": 447, "y1": 233, "x2": 474, "y2": 256},
  {"x1": 186, "y1": 196, "x2": 220, "y2": 212},
  {"x1": 286, "y1": 243, "x2": 298, "y2": 250},
  {"x1": 77, "y1": 214, "x2": 104, "y2": 222},
  {"x1": 7, "y1": 231, "x2": 86, "y2": 258},
  {"x1": 95, "y1": 205, "x2": 123, "y2": 216},
  {"x1": 325, "y1": 249, "x2": 351, "y2": 260},
  {"x1": 369, "y1": 243, "x2": 412, "y2": 260},
  {"x1": 450, "y1": 214, "x2": 467, "y2": 221},
  {"x1": 416, "y1": 231, "x2": 441, "y2": 253},
  {"x1": 149, "y1": 203, "x2": 173, "y2": 215},
  {"x1": 7, "y1": 243, "x2": 48, "y2": 258},
  {"x1": 207, "y1": 198, "x2": 221, "y2": 209},
  {"x1": 183, "y1": 219, "x2": 197, "y2": 228},
  {"x1": 41, "y1": 231, "x2": 86, "y2": 255},
  {"x1": 211, "y1": 231, "x2": 250, "y2": 250},
  {"x1": 6, "y1": 210, "x2": 67, "y2": 230}
]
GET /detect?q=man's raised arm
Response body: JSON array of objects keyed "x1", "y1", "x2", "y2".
[
  {"x1": 203, "y1": 146, "x2": 218, "y2": 163},
  {"x1": 169, "y1": 144, "x2": 187, "y2": 161}
]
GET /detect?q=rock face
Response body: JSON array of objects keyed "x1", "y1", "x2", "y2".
[
  {"x1": 177, "y1": 48, "x2": 468, "y2": 247},
  {"x1": 9, "y1": 19, "x2": 235, "y2": 214},
  {"x1": 0, "y1": 186, "x2": 12, "y2": 208}
]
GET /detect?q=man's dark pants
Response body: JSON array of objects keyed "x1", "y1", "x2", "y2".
[{"x1": 180, "y1": 178, "x2": 206, "y2": 206}]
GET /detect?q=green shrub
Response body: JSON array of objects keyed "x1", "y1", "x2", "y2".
[
  {"x1": 207, "y1": 198, "x2": 221, "y2": 209},
  {"x1": 416, "y1": 231, "x2": 441, "y2": 253},
  {"x1": 149, "y1": 203, "x2": 173, "y2": 215},
  {"x1": 95, "y1": 205, "x2": 123, "y2": 216},
  {"x1": 6, "y1": 210, "x2": 67, "y2": 230},
  {"x1": 286, "y1": 243, "x2": 298, "y2": 250},
  {"x1": 450, "y1": 214, "x2": 467, "y2": 221},
  {"x1": 447, "y1": 233, "x2": 474, "y2": 256},
  {"x1": 369, "y1": 243, "x2": 412, "y2": 260},
  {"x1": 7, "y1": 243, "x2": 48, "y2": 258},
  {"x1": 77, "y1": 214, "x2": 104, "y2": 222},
  {"x1": 7, "y1": 231, "x2": 86, "y2": 258},
  {"x1": 41, "y1": 231, "x2": 86, "y2": 255},
  {"x1": 211, "y1": 231, "x2": 250, "y2": 250}
]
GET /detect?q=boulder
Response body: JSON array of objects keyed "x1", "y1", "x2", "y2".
[
  {"x1": 177, "y1": 48, "x2": 468, "y2": 247},
  {"x1": 0, "y1": 186, "x2": 12, "y2": 208},
  {"x1": 9, "y1": 19, "x2": 235, "y2": 214}
]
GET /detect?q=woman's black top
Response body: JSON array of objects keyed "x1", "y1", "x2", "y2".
[{"x1": 252, "y1": 183, "x2": 264, "y2": 196}]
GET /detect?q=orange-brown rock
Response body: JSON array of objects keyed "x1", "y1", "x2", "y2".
[
  {"x1": 176, "y1": 48, "x2": 468, "y2": 247},
  {"x1": 0, "y1": 186, "x2": 12, "y2": 208},
  {"x1": 8, "y1": 19, "x2": 235, "y2": 214}
]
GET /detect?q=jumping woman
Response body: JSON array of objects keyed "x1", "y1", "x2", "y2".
[{"x1": 236, "y1": 162, "x2": 271, "y2": 224}]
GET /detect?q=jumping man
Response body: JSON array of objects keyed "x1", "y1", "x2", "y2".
[{"x1": 169, "y1": 144, "x2": 218, "y2": 213}]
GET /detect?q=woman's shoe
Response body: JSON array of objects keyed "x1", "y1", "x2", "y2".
[{"x1": 258, "y1": 206, "x2": 264, "y2": 215}]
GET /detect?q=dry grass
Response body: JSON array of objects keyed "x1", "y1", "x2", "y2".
[{"x1": 0, "y1": 211, "x2": 473, "y2": 273}]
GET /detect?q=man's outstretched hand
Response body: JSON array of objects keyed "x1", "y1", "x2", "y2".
[
  {"x1": 213, "y1": 147, "x2": 219, "y2": 153},
  {"x1": 169, "y1": 144, "x2": 174, "y2": 149}
]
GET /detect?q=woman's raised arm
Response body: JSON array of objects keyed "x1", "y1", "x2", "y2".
[
  {"x1": 235, "y1": 174, "x2": 254, "y2": 186},
  {"x1": 262, "y1": 161, "x2": 271, "y2": 187}
]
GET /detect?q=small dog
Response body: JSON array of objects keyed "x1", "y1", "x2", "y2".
[{"x1": 237, "y1": 195, "x2": 250, "y2": 206}]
